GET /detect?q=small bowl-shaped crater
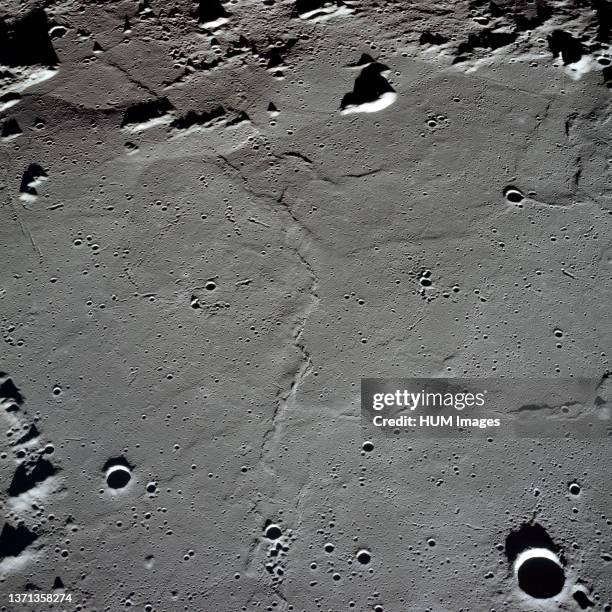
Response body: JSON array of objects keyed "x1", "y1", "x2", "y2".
[
  {"x1": 568, "y1": 482, "x2": 581, "y2": 496},
  {"x1": 106, "y1": 465, "x2": 132, "y2": 489},
  {"x1": 264, "y1": 523, "x2": 282, "y2": 540},
  {"x1": 503, "y1": 186, "x2": 525, "y2": 204},
  {"x1": 515, "y1": 548, "x2": 565, "y2": 599},
  {"x1": 356, "y1": 549, "x2": 371, "y2": 564}
]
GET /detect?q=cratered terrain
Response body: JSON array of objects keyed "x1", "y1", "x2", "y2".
[{"x1": 0, "y1": 0, "x2": 611, "y2": 610}]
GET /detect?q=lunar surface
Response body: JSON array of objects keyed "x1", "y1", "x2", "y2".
[{"x1": 0, "y1": 0, "x2": 611, "y2": 610}]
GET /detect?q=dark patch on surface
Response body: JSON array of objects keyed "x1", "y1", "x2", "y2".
[
  {"x1": 226, "y1": 34, "x2": 256, "y2": 57},
  {"x1": 340, "y1": 59, "x2": 394, "y2": 110},
  {"x1": 592, "y1": 0, "x2": 611, "y2": 42},
  {"x1": 505, "y1": 522, "x2": 561, "y2": 563},
  {"x1": 0, "y1": 374, "x2": 24, "y2": 405},
  {"x1": 547, "y1": 29, "x2": 584, "y2": 64},
  {"x1": 52, "y1": 576, "x2": 65, "y2": 590},
  {"x1": 0, "y1": 523, "x2": 38, "y2": 560},
  {"x1": 171, "y1": 106, "x2": 227, "y2": 130},
  {"x1": 349, "y1": 53, "x2": 376, "y2": 67},
  {"x1": 574, "y1": 589, "x2": 595, "y2": 608},
  {"x1": 1, "y1": 117, "x2": 21, "y2": 138},
  {"x1": 226, "y1": 110, "x2": 250, "y2": 126},
  {"x1": 419, "y1": 30, "x2": 448, "y2": 45},
  {"x1": 511, "y1": 400, "x2": 580, "y2": 413},
  {"x1": 19, "y1": 163, "x2": 47, "y2": 196},
  {"x1": 0, "y1": 8, "x2": 59, "y2": 68},
  {"x1": 454, "y1": 29, "x2": 518, "y2": 62},
  {"x1": 24, "y1": 582, "x2": 41, "y2": 590},
  {"x1": 14, "y1": 424, "x2": 40, "y2": 446},
  {"x1": 264, "y1": 38, "x2": 298, "y2": 70},
  {"x1": 0, "y1": 91, "x2": 21, "y2": 107},
  {"x1": 121, "y1": 97, "x2": 174, "y2": 127},
  {"x1": 102, "y1": 456, "x2": 132, "y2": 471},
  {"x1": 8, "y1": 456, "x2": 59, "y2": 496},
  {"x1": 198, "y1": 0, "x2": 229, "y2": 24}
]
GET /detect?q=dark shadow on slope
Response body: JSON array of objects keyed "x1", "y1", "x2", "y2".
[
  {"x1": 574, "y1": 589, "x2": 595, "y2": 609},
  {"x1": 8, "y1": 456, "x2": 58, "y2": 497},
  {"x1": 0, "y1": 523, "x2": 38, "y2": 560},
  {"x1": 53, "y1": 576, "x2": 65, "y2": 590},
  {"x1": 198, "y1": 0, "x2": 229, "y2": 23},
  {"x1": 0, "y1": 8, "x2": 59, "y2": 67},
  {"x1": 548, "y1": 29, "x2": 584, "y2": 64},
  {"x1": 226, "y1": 110, "x2": 250, "y2": 126},
  {"x1": 102, "y1": 456, "x2": 132, "y2": 471},
  {"x1": 419, "y1": 31, "x2": 448, "y2": 45},
  {"x1": 170, "y1": 106, "x2": 226, "y2": 129},
  {"x1": 0, "y1": 374, "x2": 24, "y2": 405},
  {"x1": 454, "y1": 28, "x2": 518, "y2": 62},
  {"x1": 19, "y1": 163, "x2": 47, "y2": 196},
  {"x1": 15, "y1": 424, "x2": 40, "y2": 446},
  {"x1": 592, "y1": 0, "x2": 611, "y2": 42},
  {"x1": 340, "y1": 60, "x2": 394, "y2": 110},
  {"x1": 1, "y1": 118, "x2": 21, "y2": 138},
  {"x1": 505, "y1": 522, "x2": 561, "y2": 563},
  {"x1": 265, "y1": 38, "x2": 297, "y2": 70},
  {"x1": 121, "y1": 97, "x2": 174, "y2": 127}
]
